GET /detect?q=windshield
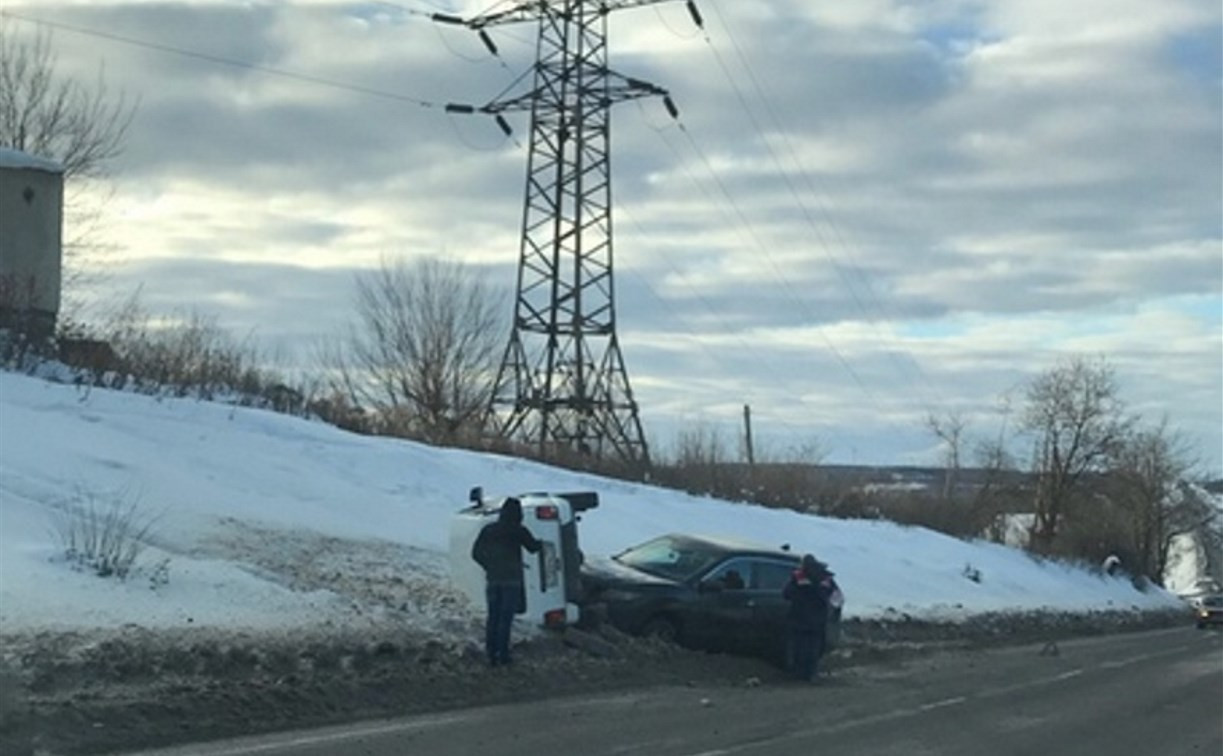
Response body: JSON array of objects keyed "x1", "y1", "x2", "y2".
[{"x1": 614, "y1": 535, "x2": 723, "y2": 582}]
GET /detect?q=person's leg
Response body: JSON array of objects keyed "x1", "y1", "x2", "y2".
[
  {"x1": 802, "y1": 631, "x2": 821, "y2": 681},
  {"x1": 785, "y1": 631, "x2": 797, "y2": 676},
  {"x1": 787, "y1": 626, "x2": 807, "y2": 680},
  {"x1": 493, "y1": 584, "x2": 516, "y2": 665},
  {"x1": 812, "y1": 628, "x2": 826, "y2": 679},
  {"x1": 484, "y1": 584, "x2": 500, "y2": 665}
]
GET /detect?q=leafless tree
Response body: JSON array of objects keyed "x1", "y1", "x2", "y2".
[
  {"x1": 1109, "y1": 417, "x2": 1199, "y2": 583},
  {"x1": 332, "y1": 257, "x2": 505, "y2": 446},
  {"x1": 1020, "y1": 355, "x2": 1131, "y2": 552},
  {"x1": 926, "y1": 410, "x2": 967, "y2": 501},
  {"x1": 0, "y1": 19, "x2": 136, "y2": 307},
  {"x1": 0, "y1": 20, "x2": 134, "y2": 180}
]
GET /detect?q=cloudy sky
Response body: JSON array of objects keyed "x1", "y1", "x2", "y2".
[{"x1": 4, "y1": 0, "x2": 1220, "y2": 470}]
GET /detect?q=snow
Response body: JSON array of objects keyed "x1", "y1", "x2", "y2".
[
  {"x1": 0, "y1": 370, "x2": 1185, "y2": 640},
  {"x1": 0, "y1": 146, "x2": 62, "y2": 173}
]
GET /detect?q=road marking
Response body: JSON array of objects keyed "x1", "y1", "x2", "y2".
[
  {"x1": 121, "y1": 714, "x2": 467, "y2": 756},
  {"x1": 678, "y1": 698, "x2": 968, "y2": 756},
  {"x1": 918, "y1": 696, "x2": 967, "y2": 711},
  {"x1": 1097, "y1": 644, "x2": 1198, "y2": 670},
  {"x1": 1049, "y1": 669, "x2": 1083, "y2": 682}
]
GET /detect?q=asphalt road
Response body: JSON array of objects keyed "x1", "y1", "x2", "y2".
[{"x1": 116, "y1": 627, "x2": 1222, "y2": 756}]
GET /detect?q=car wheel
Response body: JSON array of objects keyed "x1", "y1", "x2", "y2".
[
  {"x1": 640, "y1": 616, "x2": 680, "y2": 644},
  {"x1": 1197, "y1": 622, "x2": 1206, "y2": 629}
]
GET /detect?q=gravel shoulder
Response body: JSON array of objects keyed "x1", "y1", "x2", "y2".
[{"x1": 0, "y1": 607, "x2": 1191, "y2": 756}]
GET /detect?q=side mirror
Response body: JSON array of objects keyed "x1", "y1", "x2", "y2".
[
  {"x1": 469, "y1": 486, "x2": 483, "y2": 504},
  {"x1": 699, "y1": 580, "x2": 723, "y2": 594}
]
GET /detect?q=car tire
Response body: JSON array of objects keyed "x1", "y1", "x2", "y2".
[
  {"x1": 640, "y1": 616, "x2": 680, "y2": 644},
  {"x1": 1197, "y1": 622, "x2": 1206, "y2": 630}
]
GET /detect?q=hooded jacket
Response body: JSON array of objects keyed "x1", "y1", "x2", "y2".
[
  {"x1": 471, "y1": 498, "x2": 542, "y2": 585},
  {"x1": 782, "y1": 554, "x2": 833, "y2": 632}
]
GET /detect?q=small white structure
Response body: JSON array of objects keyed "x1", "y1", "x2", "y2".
[{"x1": 0, "y1": 146, "x2": 64, "y2": 339}]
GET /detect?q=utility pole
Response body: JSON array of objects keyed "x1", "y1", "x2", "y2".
[
  {"x1": 743, "y1": 404, "x2": 755, "y2": 468},
  {"x1": 437, "y1": 1, "x2": 701, "y2": 467}
]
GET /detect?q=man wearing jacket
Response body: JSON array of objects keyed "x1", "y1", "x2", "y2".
[
  {"x1": 782, "y1": 553, "x2": 834, "y2": 682},
  {"x1": 471, "y1": 497, "x2": 541, "y2": 667}
]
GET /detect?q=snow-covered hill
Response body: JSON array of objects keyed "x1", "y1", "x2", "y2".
[{"x1": 0, "y1": 370, "x2": 1183, "y2": 641}]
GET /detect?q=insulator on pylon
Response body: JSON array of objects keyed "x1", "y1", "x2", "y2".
[
  {"x1": 432, "y1": 13, "x2": 464, "y2": 24},
  {"x1": 445, "y1": 103, "x2": 475, "y2": 114},
  {"x1": 495, "y1": 115, "x2": 513, "y2": 137},
  {"x1": 479, "y1": 30, "x2": 499, "y2": 55},
  {"x1": 686, "y1": 1, "x2": 704, "y2": 29},
  {"x1": 663, "y1": 96, "x2": 679, "y2": 119}
]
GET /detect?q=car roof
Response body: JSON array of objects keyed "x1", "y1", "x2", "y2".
[{"x1": 663, "y1": 532, "x2": 801, "y2": 561}]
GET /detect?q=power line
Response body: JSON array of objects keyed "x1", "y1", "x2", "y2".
[
  {"x1": 699, "y1": 0, "x2": 949, "y2": 411},
  {"x1": 625, "y1": 104, "x2": 894, "y2": 449},
  {"x1": 0, "y1": 10, "x2": 443, "y2": 109}
]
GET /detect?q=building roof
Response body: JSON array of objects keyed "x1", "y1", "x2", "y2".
[{"x1": 0, "y1": 147, "x2": 63, "y2": 173}]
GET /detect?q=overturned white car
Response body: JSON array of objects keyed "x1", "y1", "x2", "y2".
[{"x1": 449, "y1": 487, "x2": 597, "y2": 628}]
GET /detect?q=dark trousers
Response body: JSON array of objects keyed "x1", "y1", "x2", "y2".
[
  {"x1": 485, "y1": 583, "x2": 523, "y2": 666},
  {"x1": 787, "y1": 627, "x2": 824, "y2": 681}
]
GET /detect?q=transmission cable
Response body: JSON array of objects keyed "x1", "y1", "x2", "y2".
[
  {"x1": 0, "y1": 10, "x2": 444, "y2": 109},
  {"x1": 699, "y1": 0, "x2": 949, "y2": 410}
]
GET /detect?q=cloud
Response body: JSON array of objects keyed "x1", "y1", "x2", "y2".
[{"x1": 7, "y1": 0, "x2": 1219, "y2": 469}]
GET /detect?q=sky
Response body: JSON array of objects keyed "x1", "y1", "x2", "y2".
[
  {"x1": 0, "y1": 369, "x2": 1199, "y2": 638},
  {"x1": 1, "y1": 0, "x2": 1220, "y2": 470}
]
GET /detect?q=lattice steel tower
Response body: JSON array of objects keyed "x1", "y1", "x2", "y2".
[{"x1": 439, "y1": 1, "x2": 695, "y2": 465}]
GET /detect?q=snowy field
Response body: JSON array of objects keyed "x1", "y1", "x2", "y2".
[{"x1": 0, "y1": 369, "x2": 1186, "y2": 643}]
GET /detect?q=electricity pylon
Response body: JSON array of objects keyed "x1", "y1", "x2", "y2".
[{"x1": 438, "y1": 1, "x2": 698, "y2": 466}]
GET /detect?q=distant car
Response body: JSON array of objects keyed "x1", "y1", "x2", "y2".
[
  {"x1": 1195, "y1": 594, "x2": 1223, "y2": 629},
  {"x1": 580, "y1": 533, "x2": 838, "y2": 662}
]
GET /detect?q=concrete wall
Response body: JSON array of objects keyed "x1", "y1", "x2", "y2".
[{"x1": 0, "y1": 148, "x2": 64, "y2": 339}]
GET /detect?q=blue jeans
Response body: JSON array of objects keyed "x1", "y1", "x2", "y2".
[{"x1": 485, "y1": 583, "x2": 523, "y2": 666}]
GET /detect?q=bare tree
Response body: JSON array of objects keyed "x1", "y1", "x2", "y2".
[
  {"x1": 1020, "y1": 355, "x2": 1131, "y2": 552},
  {"x1": 1109, "y1": 418, "x2": 1198, "y2": 583},
  {"x1": 0, "y1": 20, "x2": 134, "y2": 180},
  {"x1": 1, "y1": 19, "x2": 136, "y2": 313},
  {"x1": 333, "y1": 257, "x2": 504, "y2": 446},
  {"x1": 926, "y1": 410, "x2": 967, "y2": 501}
]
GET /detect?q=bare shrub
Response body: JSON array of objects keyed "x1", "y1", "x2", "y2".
[
  {"x1": 49, "y1": 488, "x2": 159, "y2": 579},
  {"x1": 73, "y1": 293, "x2": 298, "y2": 406},
  {"x1": 323, "y1": 257, "x2": 505, "y2": 446}
]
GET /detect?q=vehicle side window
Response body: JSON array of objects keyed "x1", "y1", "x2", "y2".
[
  {"x1": 750, "y1": 560, "x2": 796, "y2": 591},
  {"x1": 705, "y1": 559, "x2": 749, "y2": 590}
]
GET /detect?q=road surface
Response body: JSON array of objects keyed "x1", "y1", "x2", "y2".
[{"x1": 115, "y1": 627, "x2": 1222, "y2": 756}]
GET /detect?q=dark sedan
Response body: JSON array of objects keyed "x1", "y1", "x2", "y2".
[{"x1": 580, "y1": 533, "x2": 820, "y2": 661}]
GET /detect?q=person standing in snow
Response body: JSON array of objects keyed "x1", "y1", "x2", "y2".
[
  {"x1": 782, "y1": 554, "x2": 834, "y2": 682},
  {"x1": 471, "y1": 497, "x2": 541, "y2": 667}
]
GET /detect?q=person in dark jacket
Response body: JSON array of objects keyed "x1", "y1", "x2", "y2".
[
  {"x1": 782, "y1": 554, "x2": 833, "y2": 682},
  {"x1": 471, "y1": 497, "x2": 541, "y2": 667}
]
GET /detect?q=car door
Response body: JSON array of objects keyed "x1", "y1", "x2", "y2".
[
  {"x1": 743, "y1": 558, "x2": 799, "y2": 659},
  {"x1": 684, "y1": 557, "x2": 757, "y2": 650}
]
